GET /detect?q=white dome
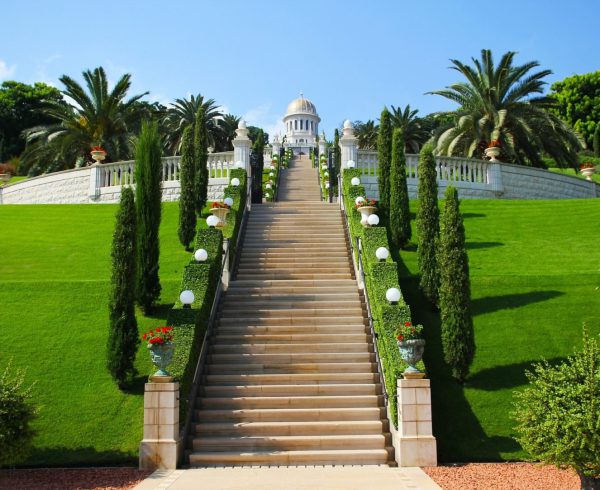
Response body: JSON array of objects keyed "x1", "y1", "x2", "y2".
[{"x1": 286, "y1": 95, "x2": 318, "y2": 116}]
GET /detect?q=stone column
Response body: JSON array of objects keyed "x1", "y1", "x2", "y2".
[
  {"x1": 139, "y1": 382, "x2": 180, "y2": 470},
  {"x1": 396, "y1": 378, "x2": 437, "y2": 467},
  {"x1": 488, "y1": 162, "x2": 504, "y2": 197},
  {"x1": 339, "y1": 120, "x2": 357, "y2": 170},
  {"x1": 88, "y1": 163, "x2": 101, "y2": 201},
  {"x1": 233, "y1": 120, "x2": 252, "y2": 172}
]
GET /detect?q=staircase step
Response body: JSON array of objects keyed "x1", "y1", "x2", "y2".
[
  {"x1": 194, "y1": 420, "x2": 386, "y2": 437},
  {"x1": 198, "y1": 395, "x2": 383, "y2": 409},
  {"x1": 207, "y1": 352, "x2": 373, "y2": 363},
  {"x1": 191, "y1": 434, "x2": 386, "y2": 451},
  {"x1": 194, "y1": 407, "x2": 384, "y2": 422},
  {"x1": 216, "y1": 317, "x2": 367, "y2": 327},
  {"x1": 205, "y1": 362, "x2": 376, "y2": 373},
  {"x1": 188, "y1": 448, "x2": 390, "y2": 467},
  {"x1": 202, "y1": 372, "x2": 378, "y2": 384},
  {"x1": 201, "y1": 383, "x2": 382, "y2": 397}
]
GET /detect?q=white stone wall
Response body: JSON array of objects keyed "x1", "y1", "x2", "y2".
[
  {"x1": 0, "y1": 167, "x2": 92, "y2": 204},
  {"x1": 0, "y1": 169, "x2": 230, "y2": 205}
]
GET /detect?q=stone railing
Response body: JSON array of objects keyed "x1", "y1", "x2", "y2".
[
  {"x1": 354, "y1": 149, "x2": 598, "y2": 200},
  {"x1": 356, "y1": 150, "x2": 490, "y2": 185}
]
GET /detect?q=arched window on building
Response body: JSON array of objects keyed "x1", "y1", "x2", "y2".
[
  {"x1": 300, "y1": 120, "x2": 304, "y2": 130},
  {"x1": 294, "y1": 120, "x2": 297, "y2": 130},
  {"x1": 310, "y1": 120, "x2": 313, "y2": 131}
]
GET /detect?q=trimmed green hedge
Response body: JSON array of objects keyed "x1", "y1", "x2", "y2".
[{"x1": 341, "y1": 168, "x2": 423, "y2": 427}]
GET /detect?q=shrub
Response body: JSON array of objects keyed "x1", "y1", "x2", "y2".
[
  {"x1": 135, "y1": 121, "x2": 162, "y2": 313},
  {"x1": 377, "y1": 107, "x2": 392, "y2": 215},
  {"x1": 193, "y1": 106, "x2": 209, "y2": 216},
  {"x1": 416, "y1": 143, "x2": 440, "y2": 305},
  {"x1": 178, "y1": 125, "x2": 196, "y2": 249},
  {"x1": 0, "y1": 361, "x2": 36, "y2": 467},
  {"x1": 389, "y1": 127, "x2": 411, "y2": 248},
  {"x1": 107, "y1": 187, "x2": 139, "y2": 387},
  {"x1": 513, "y1": 328, "x2": 600, "y2": 489},
  {"x1": 438, "y1": 186, "x2": 475, "y2": 383}
]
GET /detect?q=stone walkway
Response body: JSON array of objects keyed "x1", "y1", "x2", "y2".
[{"x1": 133, "y1": 466, "x2": 441, "y2": 490}]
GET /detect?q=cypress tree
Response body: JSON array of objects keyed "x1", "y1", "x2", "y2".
[
  {"x1": 438, "y1": 186, "x2": 475, "y2": 383},
  {"x1": 389, "y1": 127, "x2": 411, "y2": 247},
  {"x1": 593, "y1": 125, "x2": 600, "y2": 157},
  {"x1": 416, "y1": 143, "x2": 440, "y2": 305},
  {"x1": 377, "y1": 108, "x2": 392, "y2": 215},
  {"x1": 253, "y1": 129, "x2": 265, "y2": 198},
  {"x1": 194, "y1": 106, "x2": 209, "y2": 216},
  {"x1": 107, "y1": 186, "x2": 139, "y2": 387},
  {"x1": 333, "y1": 128, "x2": 341, "y2": 178},
  {"x1": 135, "y1": 121, "x2": 162, "y2": 313},
  {"x1": 178, "y1": 125, "x2": 196, "y2": 249}
]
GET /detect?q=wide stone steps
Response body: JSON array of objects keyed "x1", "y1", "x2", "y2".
[
  {"x1": 187, "y1": 156, "x2": 390, "y2": 468},
  {"x1": 188, "y1": 448, "x2": 391, "y2": 467}
]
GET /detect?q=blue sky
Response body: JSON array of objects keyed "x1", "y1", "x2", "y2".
[{"x1": 1, "y1": 0, "x2": 599, "y2": 140}]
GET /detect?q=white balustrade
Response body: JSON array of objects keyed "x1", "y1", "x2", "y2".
[
  {"x1": 98, "y1": 160, "x2": 136, "y2": 187},
  {"x1": 207, "y1": 152, "x2": 235, "y2": 179},
  {"x1": 356, "y1": 150, "x2": 491, "y2": 187}
]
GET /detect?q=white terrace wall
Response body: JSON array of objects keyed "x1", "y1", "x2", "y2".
[
  {"x1": 355, "y1": 150, "x2": 600, "y2": 201},
  {"x1": 0, "y1": 152, "x2": 235, "y2": 205}
]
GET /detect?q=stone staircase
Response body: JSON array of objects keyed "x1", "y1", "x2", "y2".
[{"x1": 187, "y1": 156, "x2": 392, "y2": 466}]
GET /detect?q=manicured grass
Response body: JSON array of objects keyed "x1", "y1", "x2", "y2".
[
  {"x1": 396, "y1": 198, "x2": 600, "y2": 462},
  {"x1": 549, "y1": 167, "x2": 600, "y2": 183},
  {"x1": 0, "y1": 202, "x2": 195, "y2": 466}
]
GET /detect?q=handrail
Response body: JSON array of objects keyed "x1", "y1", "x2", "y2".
[
  {"x1": 180, "y1": 176, "x2": 251, "y2": 462},
  {"x1": 339, "y1": 173, "x2": 389, "y2": 406}
]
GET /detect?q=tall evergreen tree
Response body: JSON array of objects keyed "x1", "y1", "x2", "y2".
[
  {"x1": 389, "y1": 127, "x2": 411, "y2": 247},
  {"x1": 107, "y1": 186, "x2": 139, "y2": 387},
  {"x1": 333, "y1": 128, "x2": 341, "y2": 178},
  {"x1": 377, "y1": 108, "x2": 392, "y2": 215},
  {"x1": 135, "y1": 121, "x2": 162, "y2": 313},
  {"x1": 438, "y1": 186, "x2": 475, "y2": 383},
  {"x1": 178, "y1": 125, "x2": 196, "y2": 249},
  {"x1": 594, "y1": 125, "x2": 600, "y2": 157},
  {"x1": 416, "y1": 143, "x2": 440, "y2": 305},
  {"x1": 194, "y1": 106, "x2": 209, "y2": 216}
]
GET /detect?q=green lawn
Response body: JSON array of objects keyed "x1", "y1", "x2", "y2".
[
  {"x1": 549, "y1": 167, "x2": 600, "y2": 183},
  {"x1": 0, "y1": 202, "x2": 192, "y2": 466},
  {"x1": 397, "y1": 198, "x2": 600, "y2": 462}
]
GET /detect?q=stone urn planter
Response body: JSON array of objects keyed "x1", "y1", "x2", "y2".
[
  {"x1": 357, "y1": 206, "x2": 378, "y2": 227},
  {"x1": 91, "y1": 149, "x2": 107, "y2": 163},
  {"x1": 148, "y1": 342, "x2": 175, "y2": 381},
  {"x1": 0, "y1": 173, "x2": 11, "y2": 184},
  {"x1": 398, "y1": 338, "x2": 426, "y2": 378},
  {"x1": 211, "y1": 207, "x2": 230, "y2": 227},
  {"x1": 581, "y1": 166, "x2": 596, "y2": 181},
  {"x1": 484, "y1": 146, "x2": 501, "y2": 162}
]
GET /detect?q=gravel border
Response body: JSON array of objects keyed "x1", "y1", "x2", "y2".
[
  {"x1": 0, "y1": 467, "x2": 152, "y2": 490},
  {"x1": 424, "y1": 463, "x2": 579, "y2": 490}
]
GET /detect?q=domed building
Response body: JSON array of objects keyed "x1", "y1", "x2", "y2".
[{"x1": 283, "y1": 93, "x2": 320, "y2": 154}]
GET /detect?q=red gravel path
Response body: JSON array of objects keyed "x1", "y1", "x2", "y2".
[
  {"x1": 425, "y1": 463, "x2": 580, "y2": 490},
  {"x1": 0, "y1": 468, "x2": 151, "y2": 490}
]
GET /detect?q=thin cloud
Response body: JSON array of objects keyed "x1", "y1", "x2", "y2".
[
  {"x1": 0, "y1": 59, "x2": 16, "y2": 80},
  {"x1": 243, "y1": 103, "x2": 286, "y2": 141}
]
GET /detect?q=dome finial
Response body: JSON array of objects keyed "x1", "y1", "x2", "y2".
[{"x1": 300, "y1": 91, "x2": 304, "y2": 99}]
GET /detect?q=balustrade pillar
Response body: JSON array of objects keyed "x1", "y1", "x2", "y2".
[
  {"x1": 233, "y1": 120, "x2": 252, "y2": 173},
  {"x1": 88, "y1": 163, "x2": 101, "y2": 200},
  {"x1": 318, "y1": 131, "x2": 327, "y2": 157},
  {"x1": 339, "y1": 121, "x2": 357, "y2": 169},
  {"x1": 488, "y1": 162, "x2": 504, "y2": 196}
]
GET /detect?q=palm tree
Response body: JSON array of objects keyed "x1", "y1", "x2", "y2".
[
  {"x1": 389, "y1": 105, "x2": 431, "y2": 153},
  {"x1": 217, "y1": 113, "x2": 241, "y2": 151},
  {"x1": 163, "y1": 94, "x2": 223, "y2": 154},
  {"x1": 429, "y1": 49, "x2": 582, "y2": 169},
  {"x1": 21, "y1": 67, "x2": 148, "y2": 175},
  {"x1": 354, "y1": 120, "x2": 379, "y2": 150}
]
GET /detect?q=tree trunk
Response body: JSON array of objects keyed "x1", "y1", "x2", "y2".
[{"x1": 579, "y1": 472, "x2": 600, "y2": 490}]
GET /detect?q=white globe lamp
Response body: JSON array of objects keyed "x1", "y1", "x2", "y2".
[
  {"x1": 223, "y1": 197, "x2": 234, "y2": 207},
  {"x1": 230, "y1": 178, "x2": 240, "y2": 187},
  {"x1": 351, "y1": 177, "x2": 361, "y2": 186},
  {"x1": 386, "y1": 287, "x2": 401, "y2": 305},
  {"x1": 367, "y1": 214, "x2": 380, "y2": 226},
  {"x1": 234, "y1": 161, "x2": 245, "y2": 169},
  {"x1": 180, "y1": 290, "x2": 195, "y2": 308},
  {"x1": 194, "y1": 248, "x2": 208, "y2": 262},
  {"x1": 347, "y1": 160, "x2": 356, "y2": 168},
  {"x1": 375, "y1": 247, "x2": 389, "y2": 262},
  {"x1": 206, "y1": 215, "x2": 219, "y2": 227},
  {"x1": 355, "y1": 196, "x2": 366, "y2": 206}
]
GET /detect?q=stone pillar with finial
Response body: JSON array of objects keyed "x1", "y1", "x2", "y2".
[
  {"x1": 233, "y1": 120, "x2": 251, "y2": 172},
  {"x1": 339, "y1": 120, "x2": 357, "y2": 170}
]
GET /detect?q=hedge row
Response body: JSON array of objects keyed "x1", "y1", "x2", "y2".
[
  {"x1": 262, "y1": 154, "x2": 280, "y2": 202},
  {"x1": 342, "y1": 168, "x2": 423, "y2": 427},
  {"x1": 166, "y1": 169, "x2": 247, "y2": 426}
]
